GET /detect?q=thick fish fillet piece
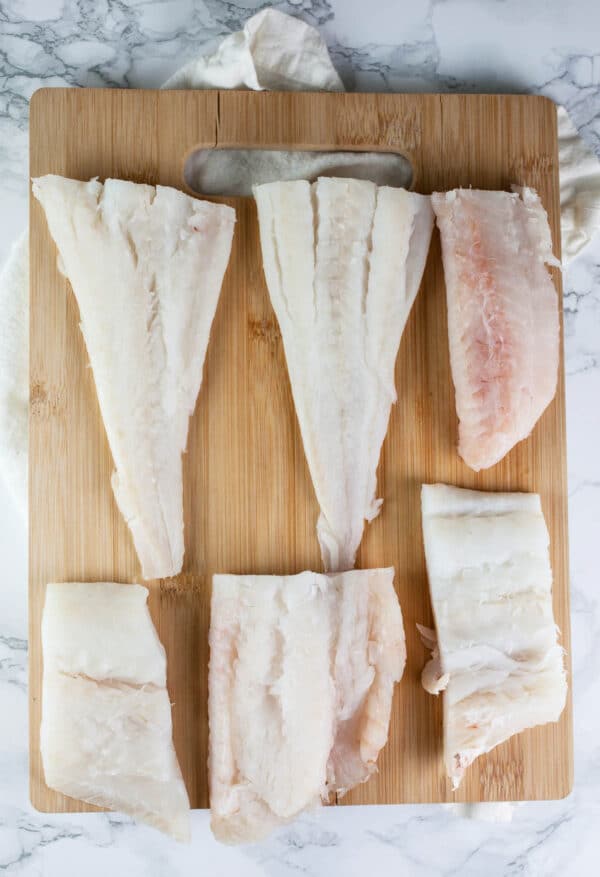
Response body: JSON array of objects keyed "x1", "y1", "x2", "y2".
[
  {"x1": 41, "y1": 582, "x2": 190, "y2": 840},
  {"x1": 254, "y1": 178, "x2": 433, "y2": 571},
  {"x1": 32, "y1": 175, "x2": 235, "y2": 579},
  {"x1": 432, "y1": 187, "x2": 560, "y2": 471},
  {"x1": 420, "y1": 484, "x2": 567, "y2": 790},
  {"x1": 209, "y1": 568, "x2": 405, "y2": 843}
]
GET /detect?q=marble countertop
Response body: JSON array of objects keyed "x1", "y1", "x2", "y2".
[{"x1": 1, "y1": 1, "x2": 600, "y2": 874}]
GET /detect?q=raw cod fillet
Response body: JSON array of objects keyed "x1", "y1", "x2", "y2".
[
  {"x1": 32, "y1": 175, "x2": 236, "y2": 579},
  {"x1": 254, "y1": 178, "x2": 433, "y2": 571},
  {"x1": 41, "y1": 582, "x2": 190, "y2": 840},
  {"x1": 420, "y1": 484, "x2": 567, "y2": 790},
  {"x1": 432, "y1": 187, "x2": 560, "y2": 471},
  {"x1": 209, "y1": 568, "x2": 406, "y2": 843}
]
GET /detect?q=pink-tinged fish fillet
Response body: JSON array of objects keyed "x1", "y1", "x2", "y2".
[
  {"x1": 208, "y1": 569, "x2": 405, "y2": 844},
  {"x1": 432, "y1": 187, "x2": 560, "y2": 471}
]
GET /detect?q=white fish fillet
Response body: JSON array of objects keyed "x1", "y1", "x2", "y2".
[
  {"x1": 209, "y1": 568, "x2": 405, "y2": 843},
  {"x1": 420, "y1": 484, "x2": 567, "y2": 790},
  {"x1": 32, "y1": 175, "x2": 235, "y2": 579},
  {"x1": 41, "y1": 582, "x2": 190, "y2": 840},
  {"x1": 432, "y1": 187, "x2": 560, "y2": 471},
  {"x1": 254, "y1": 178, "x2": 433, "y2": 571}
]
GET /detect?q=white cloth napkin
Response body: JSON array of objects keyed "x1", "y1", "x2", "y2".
[
  {"x1": 0, "y1": 232, "x2": 28, "y2": 513},
  {"x1": 558, "y1": 105, "x2": 600, "y2": 259},
  {"x1": 164, "y1": 8, "x2": 343, "y2": 92},
  {"x1": 2, "y1": 7, "x2": 600, "y2": 521}
]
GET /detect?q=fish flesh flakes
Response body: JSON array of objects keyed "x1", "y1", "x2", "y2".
[
  {"x1": 41, "y1": 581, "x2": 190, "y2": 840},
  {"x1": 432, "y1": 187, "x2": 560, "y2": 471},
  {"x1": 209, "y1": 568, "x2": 406, "y2": 843},
  {"x1": 254, "y1": 177, "x2": 433, "y2": 571},
  {"x1": 420, "y1": 483, "x2": 567, "y2": 790},
  {"x1": 32, "y1": 175, "x2": 236, "y2": 579}
]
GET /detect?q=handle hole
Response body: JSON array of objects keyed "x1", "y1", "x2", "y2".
[{"x1": 184, "y1": 148, "x2": 413, "y2": 196}]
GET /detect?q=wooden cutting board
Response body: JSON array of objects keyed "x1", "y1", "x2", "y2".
[{"x1": 29, "y1": 89, "x2": 573, "y2": 812}]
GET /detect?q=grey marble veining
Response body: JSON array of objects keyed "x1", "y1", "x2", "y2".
[{"x1": 1, "y1": 1, "x2": 600, "y2": 874}]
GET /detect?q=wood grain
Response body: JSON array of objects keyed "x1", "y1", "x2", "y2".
[{"x1": 29, "y1": 89, "x2": 573, "y2": 812}]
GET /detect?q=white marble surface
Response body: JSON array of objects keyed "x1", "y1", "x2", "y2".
[{"x1": 1, "y1": 0, "x2": 600, "y2": 874}]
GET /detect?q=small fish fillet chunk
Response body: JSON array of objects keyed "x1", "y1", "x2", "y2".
[
  {"x1": 254, "y1": 178, "x2": 433, "y2": 571},
  {"x1": 420, "y1": 484, "x2": 567, "y2": 790},
  {"x1": 32, "y1": 175, "x2": 235, "y2": 579},
  {"x1": 432, "y1": 187, "x2": 560, "y2": 471},
  {"x1": 41, "y1": 582, "x2": 190, "y2": 840},
  {"x1": 209, "y1": 568, "x2": 405, "y2": 843}
]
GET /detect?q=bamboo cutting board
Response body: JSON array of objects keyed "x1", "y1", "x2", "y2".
[{"x1": 29, "y1": 89, "x2": 573, "y2": 812}]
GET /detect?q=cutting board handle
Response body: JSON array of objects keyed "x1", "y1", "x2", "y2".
[
  {"x1": 182, "y1": 146, "x2": 414, "y2": 198},
  {"x1": 177, "y1": 91, "x2": 421, "y2": 193}
]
